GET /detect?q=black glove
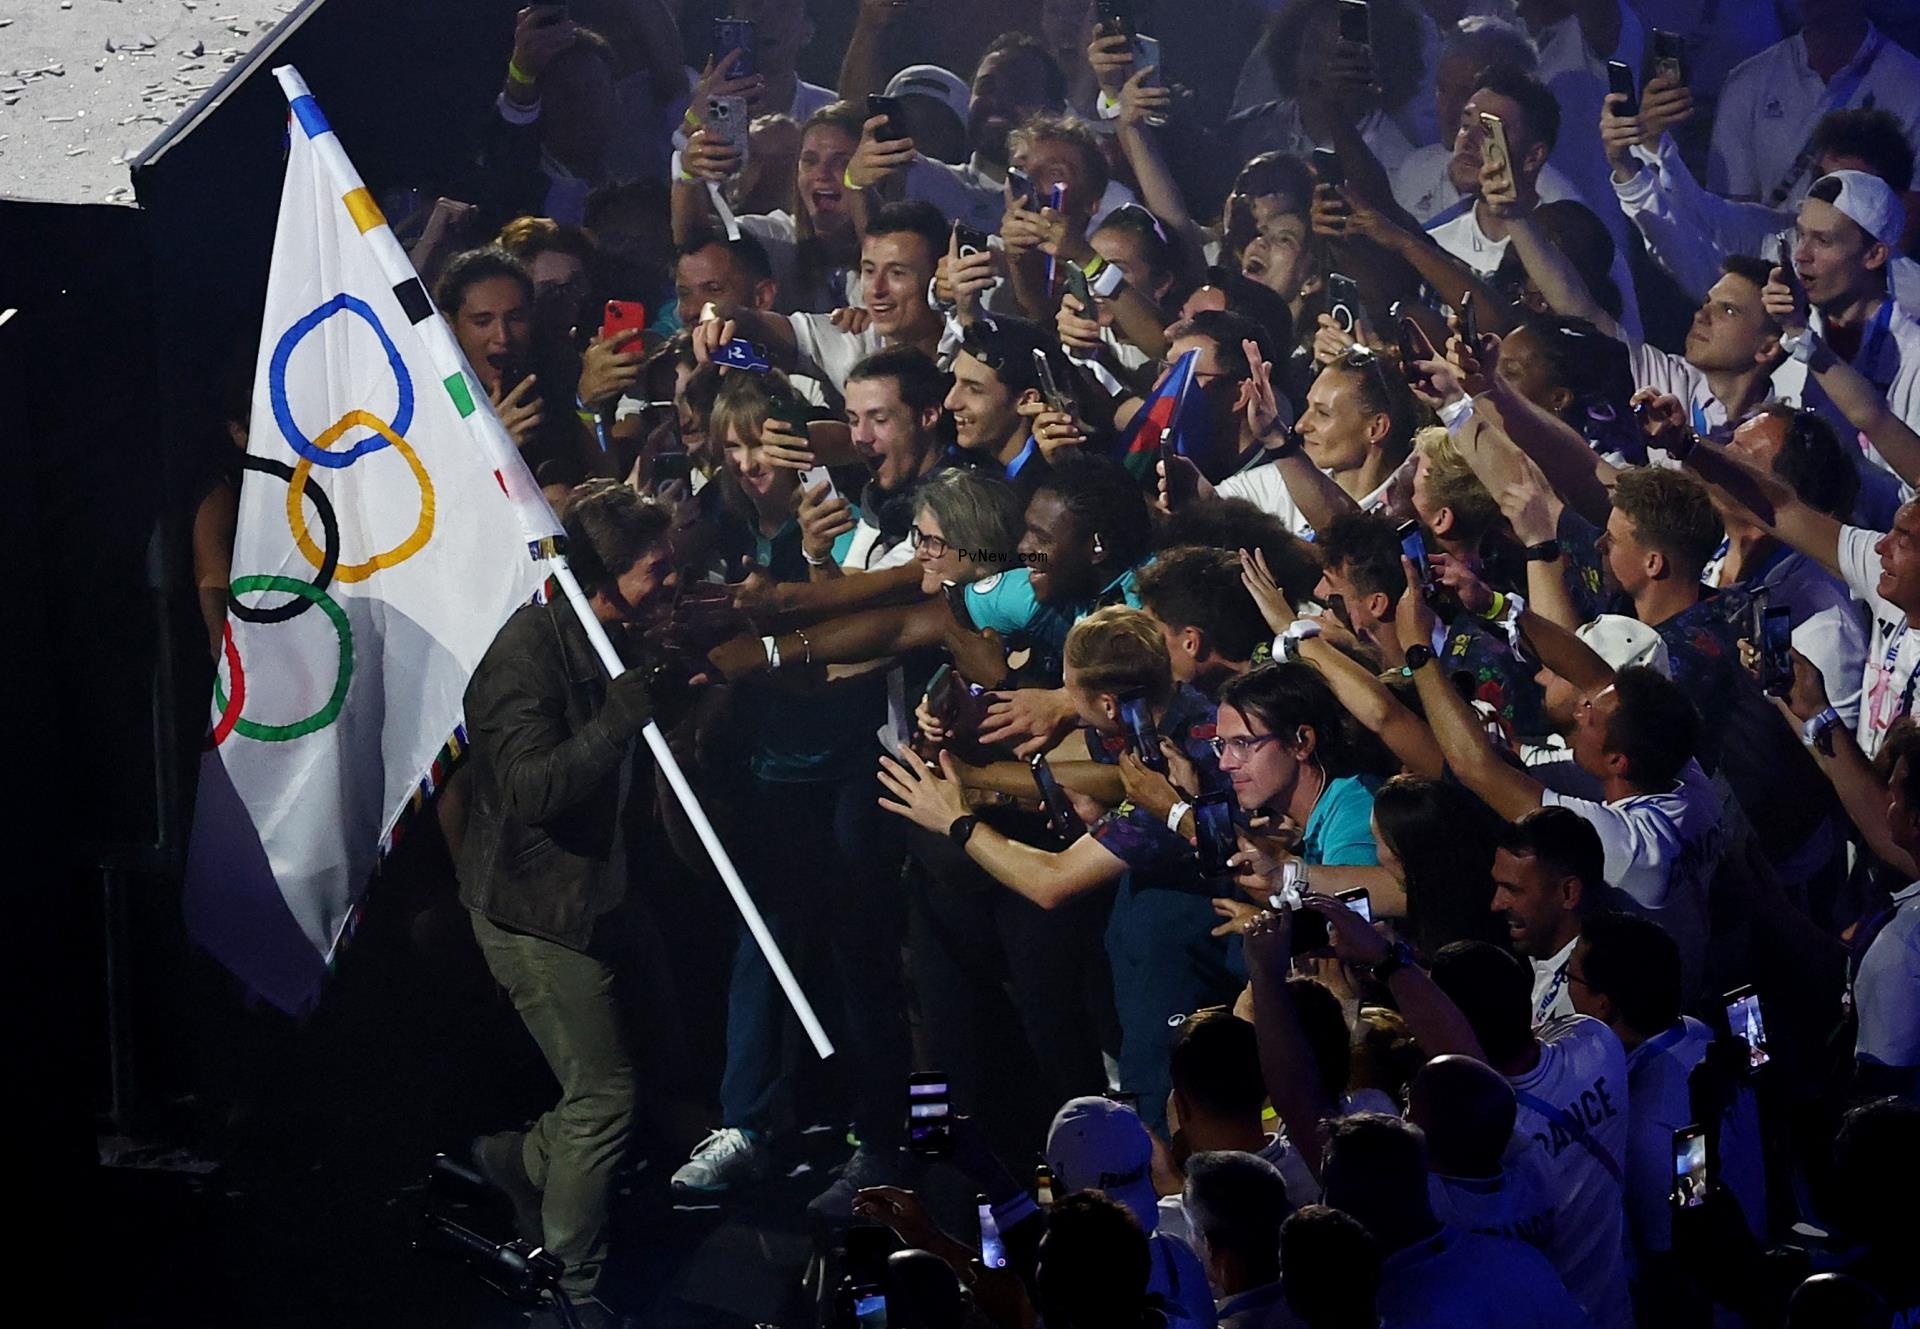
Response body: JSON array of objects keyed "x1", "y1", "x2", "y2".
[{"x1": 602, "y1": 665, "x2": 655, "y2": 738}]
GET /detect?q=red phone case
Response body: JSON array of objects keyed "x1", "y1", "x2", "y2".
[{"x1": 601, "y1": 300, "x2": 648, "y2": 350}]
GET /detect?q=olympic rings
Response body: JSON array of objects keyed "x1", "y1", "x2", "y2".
[
  {"x1": 287, "y1": 411, "x2": 436, "y2": 583},
  {"x1": 269, "y1": 293, "x2": 415, "y2": 468},
  {"x1": 230, "y1": 454, "x2": 340, "y2": 623},
  {"x1": 213, "y1": 574, "x2": 355, "y2": 742},
  {"x1": 208, "y1": 622, "x2": 246, "y2": 747}
]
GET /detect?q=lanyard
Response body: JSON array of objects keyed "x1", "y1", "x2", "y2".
[
  {"x1": 1879, "y1": 619, "x2": 1920, "y2": 721},
  {"x1": 1768, "y1": 31, "x2": 1887, "y2": 205}
]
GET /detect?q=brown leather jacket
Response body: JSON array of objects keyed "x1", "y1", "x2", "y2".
[{"x1": 457, "y1": 597, "x2": 644, "y2": 952}]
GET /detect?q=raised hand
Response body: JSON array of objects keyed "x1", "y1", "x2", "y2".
[{"x1": 492, "y1": 373, "x2": 544, "y2": 447}]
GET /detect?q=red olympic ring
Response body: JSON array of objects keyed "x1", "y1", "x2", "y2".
[{"x1": 209, "y1": 620, "x2": 246, "y2": 748}]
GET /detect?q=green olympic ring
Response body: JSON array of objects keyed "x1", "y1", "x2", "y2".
[{"x1": 214, "y1": 574, "x2": 355, "y2": 741}]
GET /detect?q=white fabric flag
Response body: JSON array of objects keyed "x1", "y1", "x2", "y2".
[{"x1": 183, "y1": 69, "x2": 562, "y2": 1014}]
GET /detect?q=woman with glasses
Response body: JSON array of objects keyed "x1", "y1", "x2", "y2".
[{"x1": 878, "y1": 606, "x2": 1243, "y2": 1131}]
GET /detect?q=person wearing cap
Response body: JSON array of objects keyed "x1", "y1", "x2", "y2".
[
  {"x1": 1045, "y1": 1096, "x2": 1220, "y2": 1328},
  {"x1": 881, "y1": 64, "x2": 972, "y2": 165},
  {"x1": 1769, "y1": 171, "x2": 1920, "y2": 486}
]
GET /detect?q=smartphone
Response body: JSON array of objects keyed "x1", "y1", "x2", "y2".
[
  {"x1": 925, "y1": 662, "x2": 955, "y2": 714},
  {"x1": 1194, "y1": 790, "x2": 1237, "y2": 877},
  {"x1": 1479, "y1": 112, "x2": 1511, "y2": 181},
  {"x1": 1312, "y1": 146, "x2": 1345, "y2": 190},
  {"x1": 1007, "y1": 168, "x2": 1038, "y2": 210},
  {"x1": 1336, "y1": 0, "x2": 1370, "y2": 47},
  {"x1": 1397, "y1": 519, "x2": 1429, "y2": 580},
  {"x1": 1652, "y1": 29, "x2": 1688, "y2": 87},
  {"x1": 1724, "y1": 985, "x2": 1771, "y2": 1070},
  {"x1": 1396, "y1": 317, "x2": 1428, "y2": 384},
  {"x1": 867, "y1": 92, "x2": 909, "y2": 143},
  {"x1": 1336, "y1": 885, "x2": 1372, "y2": 923},
  {"x1": 713, "y1": 16, "x2": 756, "y2": 80},
  {"x1": 707, "y1": 94, "x2": 752, "y2": 159},
  {"x1": 849, "y1": 1286, "x2": 888, "y2": 1329},
  {"x1": 801, "y1": 464, "x2": 838, "y2": 501},
  {"x1": 1461, "y1": 289, "x2": 1480, "y2": 346},
  {"x1": 1095, "y1": 0, "x2": 1138, "y2": 41},
  {"x1": 1032, "y1": 347, "x2": 1071, "y2": 412},
  {"x1": 978, "y1": 1194, "x2": 1008, "y2": 1269},
  {"x1": 1671, "y1": 1125, "x2": 1709, "y2": 1210},
  {"x1": 1606, "y1": 60, "x2": 1638, "y2": 118},
  {"x1": 653, "y1": 450, "x2": 693, "y2": 483},
  {"x1": 1120, "y1": 695, "x2": 1166, "y2": 773},
  {"x1": 907, "y1": 1071, "x2": 955, "y2": 1157},
  {"x1": 1290, "y1": 895, "x2": 1332, "y2": 953},
  {"x1": 1757, "y1": 605, "x2": 1794, "y2": 698},
  {"x1": 1030, "y1": 753, "x2": 1083, "y2": 840},
  {"x1": 600, "y1": 299, "x2": 649, "y2": 351},
  {"x1": 713, "y1": 337, "x2": 773, "y2": 372},
  {"x1": 1327, "y1": 272, "x2": 1364, "y2": 335},
  {"x1": 942, "y1": 580, "x2": 973, "y2": 631},
  {"x1": 1064, "y1": 263, "x2": 1095, "y2": 314},
  {"x1": 1161, "y1": 437, "x2": 1198, "y2": 510},
  {"x1": 1133, "y1": 33, "x2": 1164, "y2": 87},
  {"x1": 954, "y1": 222, "x2": 990, "y2": 259},
  {"x1": 1774, "y1": 230, "x2": 1806, "y2": 303}
]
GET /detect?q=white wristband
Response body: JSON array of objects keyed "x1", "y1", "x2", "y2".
[
  {"x1": 1802, "y1": 707, "x2": 1841, "y2": 748},
  {"x1": 761, "y1": 634, "x2": 781, "y2": 669},
  {"x1": 1438, "y1": 395, "x2": 1475, "y2": 431},
  {"x1": 1095, "y1": 89, "x2": 1123, "y2": 121},
  {"x1": 1278, "y1": 619, "x2": 1323, "y2": 662},
  {"x1": 1166, "y1": 800, "x2": 1193, "y2": 834}
]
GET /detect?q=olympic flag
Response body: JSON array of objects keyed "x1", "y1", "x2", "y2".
[{"x1": 183, "y1": 70, "x2": 564, "y2": 1014}]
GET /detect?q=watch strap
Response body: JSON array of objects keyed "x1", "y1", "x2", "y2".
[
  {"x1": 948, "y1": 814, "x2": 981, "y2": 847},
  {"x1": 1521, "y1": 539, "x2": 1562, "y2": 563}
]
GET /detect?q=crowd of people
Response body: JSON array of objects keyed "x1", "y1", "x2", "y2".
[{"x1": 193, "y1": 2, "x2": 1920, "y2": 1326}]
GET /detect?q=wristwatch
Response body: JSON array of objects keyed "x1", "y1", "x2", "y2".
[
  {"x1": 1399, "y1": 644, "x2": 1436, "y2": 675},
  {"x1": 1521, "y1": 539, "x2": 1562, "y2": 563},
  {"x1": 1372, "y1": 939, "x2": 1417, "y2": 983},
  {"x1": 948, "y1": 814, "x2": 982, "y2": 847}
]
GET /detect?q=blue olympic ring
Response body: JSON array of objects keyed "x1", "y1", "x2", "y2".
[{"x1": 270, "y1": 293, "x2": 415, "y2": 468}]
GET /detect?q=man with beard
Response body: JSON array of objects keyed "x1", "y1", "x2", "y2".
[{"x1": 1490, "y1": 808, "x2": 1612, "y2": 1027}]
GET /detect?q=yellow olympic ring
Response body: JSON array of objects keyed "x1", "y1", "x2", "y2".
[{"x1": 288, "y1": 410, "x2": 436, "y2": 583}]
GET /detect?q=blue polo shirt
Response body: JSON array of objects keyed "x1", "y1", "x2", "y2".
[{"x1": 1300, "y1": 774, "x2": 1381, "y2": 867}]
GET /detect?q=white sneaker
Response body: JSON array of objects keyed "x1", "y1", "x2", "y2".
[{"x1": 670, "y1": 1127, "x2": 771, "y2": 1193}]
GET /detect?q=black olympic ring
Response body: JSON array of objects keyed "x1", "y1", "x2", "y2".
[{"x1": 229, "y1": 454, "x2": 340, "y2": 624}]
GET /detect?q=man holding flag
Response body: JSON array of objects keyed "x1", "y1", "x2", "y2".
[
  {"x1": 185, "y1": 67, "x2": 829, "y2": 1327},
  {"x1": 461, "y1": 482, "x2": 679, "y2": 1325}
]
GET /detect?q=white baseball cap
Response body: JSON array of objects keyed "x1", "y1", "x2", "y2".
[
  {"x1": 1577, "y1": 614, "x2": 1672, "y2": 678},
  {"x1": 884, "y1": 64, "x2": 971, "y2": 130},
  {"x1": 1807, "y1": 169, "x2": 1905, "y2": 249},
  {"x1": 1045, "y1": 1096, "x2": 1160, "y2": 1231}
]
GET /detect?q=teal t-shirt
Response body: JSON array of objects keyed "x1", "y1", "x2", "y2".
[
  {"x1": 1300, "y1": 774, "x2": 1382, "y2": 867},
  {"x1": 962, "y1": 566, "x2": 1143, "y2": 683}
]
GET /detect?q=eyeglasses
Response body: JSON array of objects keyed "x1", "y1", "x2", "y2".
[
  {"x1": 1207, "y1": 733, "x2": 1282, "y2": 759},
  {"x1": 908, "y1": 526, "x2": 952, "y2": 557}
]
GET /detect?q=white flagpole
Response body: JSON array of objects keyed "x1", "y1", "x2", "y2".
[{"x1": 272, "y1": 66, "x2": 833, "y2": 1059}]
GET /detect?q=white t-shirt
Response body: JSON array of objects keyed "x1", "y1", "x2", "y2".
[
  {"x1": 1625, "y1": 340, "x2": 1742, "y2": 442},
  {"x1": 1391, "y1": 145, "x2": 1584, "y2": 229},
  {"x1": 1623, "y1": 1016, "x2": 1767, "y2": 1258},
  {"x1": 1855, "y1": 880, "x2": 1920, "y2": 1070},
  {"x1": 903, "y1": 155, "x2": 1142, "y2": 238},
  {"x1": 1375, "y1": 1226, "x2": 1592, "y2": 1329},
  {"x1": 1541, "y1": 761, "x2": 1721, "y2": 999},
  {"x1": 1532, "y1": 935, "x2": 1579, "y2": 1028},
  {"x1": 1156, "y1": 1132, "x2": 1323, "y2": 1250},
  {"x1": 1836, "y1": 524, "x2": 1920, "y2": 759},
  {"x1": 1215, "y1": 456, "x2": 1408, "y2": 539},
  {"x1": 1708, "y1": 25, "x2": 1920, "y2": 204},
  {"x1": 1507, "y1": 1015, "x2": 1634, "y2": 1329}
]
